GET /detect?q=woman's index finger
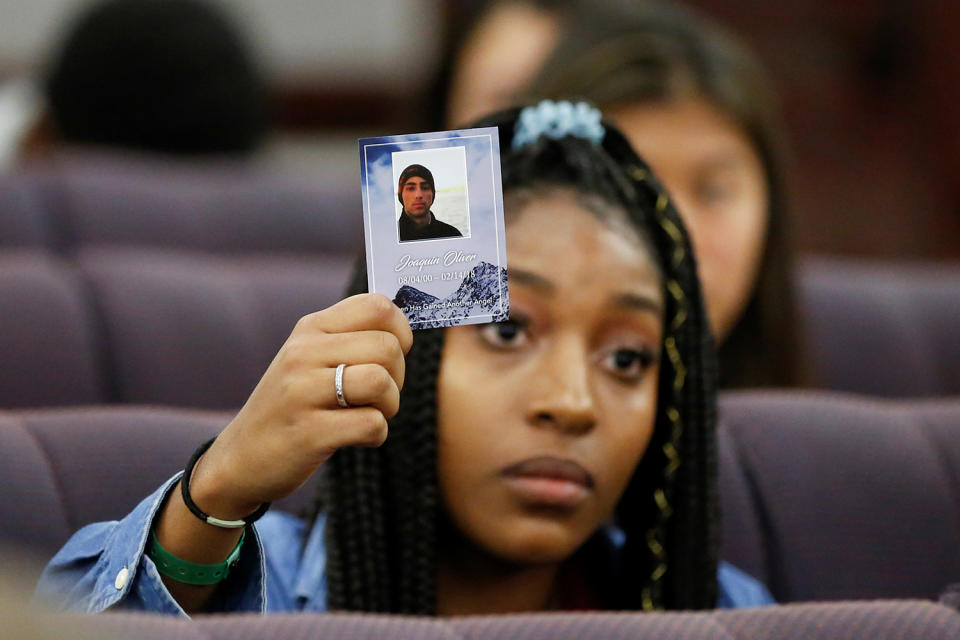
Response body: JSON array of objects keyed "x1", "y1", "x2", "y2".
[{"x1": 310, "y1": 294, "x2": 414, "y2": 354}]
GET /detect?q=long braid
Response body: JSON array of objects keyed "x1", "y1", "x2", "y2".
[
  {"x1": 322, "y1": 107, "x2": 718, "y2": 614},
  {"x1": 326, "y1": 262, "x2": 444, "y2": 614},
  {"x1": 325, "y1": 412, "x2": 390, "y2": 609},
  {"x1": 608, "y1": 133, "x2": 718, "y2": 610},
  {"x1": 324, "y1": 263, "x2": 389, "y2": 611},
  {"x1": 387, "y1": 327, "x2": 443, "y2": 613}
]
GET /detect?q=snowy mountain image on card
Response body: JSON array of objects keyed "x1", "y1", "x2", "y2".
[{"x1": 393, "y1": 262, "x2": 509, "y2": 329}]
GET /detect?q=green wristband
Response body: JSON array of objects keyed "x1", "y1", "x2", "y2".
[{"x1": 147, "y1": 528, "x2": 245, "y2": 585}]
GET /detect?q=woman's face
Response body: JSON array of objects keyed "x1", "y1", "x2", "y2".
[
  {"x1": 446, "y1": 3, "x2": 561, "y2": 127},
  {"x1": 437, "y1": 191, "x2": 663, "y2": 566},
  {"x1": 609, "y1": 98, "x2": 769, "y2": 342}
]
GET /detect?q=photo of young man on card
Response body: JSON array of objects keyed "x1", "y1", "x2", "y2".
[
  {"x1": 360, "y1": 127, "x2": 507, "y2": 330},
  {"x1": 397, "y1": 163, "x2": 464, "y2": 242}
]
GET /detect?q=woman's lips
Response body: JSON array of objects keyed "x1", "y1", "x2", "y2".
[{"x1": 500, "y1": 456, "x2": 594, "y2": 509}]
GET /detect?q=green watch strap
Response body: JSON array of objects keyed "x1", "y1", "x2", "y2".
[{"x1": 147, "y1": 528, "x2": 245, "y2": 586}]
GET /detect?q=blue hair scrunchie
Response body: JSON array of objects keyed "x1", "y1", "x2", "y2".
[{"x1": 511, "y1": 100, "x2": 606, "y2": 150}]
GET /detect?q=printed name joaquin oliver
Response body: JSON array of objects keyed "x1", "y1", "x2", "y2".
[{"x1": 395, "y1": 250, "x2": 478, "y2": 273}]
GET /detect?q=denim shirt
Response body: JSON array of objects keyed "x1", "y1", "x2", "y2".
[{"x1": 35, "y1": 472, "x2": 774, "y2": 615}]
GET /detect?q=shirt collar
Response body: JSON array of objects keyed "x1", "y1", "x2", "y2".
[{"x1": 399, "y1": 210, "x2": 435, "y2": 229}]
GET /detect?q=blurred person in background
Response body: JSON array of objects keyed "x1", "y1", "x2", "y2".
[
  {"x1": 440, "y1": 0, "x2": 801, "y2": 388},
  {"x1": 22, "y1": 0, "x2": 268, "y2": 161},
  {"x1": 440, "y1": 0, "x2": 566, "y2": 130}
]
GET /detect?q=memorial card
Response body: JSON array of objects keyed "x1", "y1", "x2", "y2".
[{"x1": 359, "y1": 127, "x2": 509, "y2": 329}]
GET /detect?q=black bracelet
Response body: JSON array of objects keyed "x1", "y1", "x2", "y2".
[{"x1": 181, "y1": 437, "x2": 270, "y2": 529}]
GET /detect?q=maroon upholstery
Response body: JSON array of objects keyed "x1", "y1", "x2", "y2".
[
  {"x1": 77, "y1": 247, "x2": 354, "y2": 408},
  {"x1": 0, "y1": 251, "x2": 104, "y2": 408},
  {"x1": 55, "y1": 601, "x2": 960, "y2": 639},
  {"x1": 799, "y1": 257, "x2": 960, "y2": 396},
  {"x1": 718, "y1": 392, "x2": 960, "y2": 602}
]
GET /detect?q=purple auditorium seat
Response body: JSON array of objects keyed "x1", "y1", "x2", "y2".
[
  {"x1": 3, "y1": 393, "x2": 957, "y2": 604},
  {"x1": 54, "y1": 601, "x2": 960, "y2": 639},
  {"x1": 0, "y1": 407, "x2": 225, "y2": 564},
  {"x1": 0, "y1": 171, "x2": 57, "y2": 250},
  {"x1": 0, "y1": 251, "x2": 104, "y2": 407},
  {"x1": 799, "y1": 257, "x2": 960, "y2": 396},
  {"x1": 40, "y1": 150, "x2": 363, "y2": 255},
  {"x1": 0, "y1": 406, "x2": 319, "y2": 584},
  {"x1": 718, "y1": 391, "x2": 960, "y2": 603},
  {"x1": 78, "y1": 247, "x2": 355, "y2": 408}
]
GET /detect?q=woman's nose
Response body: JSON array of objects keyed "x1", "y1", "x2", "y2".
[{"x1": 524, "y1": 339, "x2": 597, "y2": 435}]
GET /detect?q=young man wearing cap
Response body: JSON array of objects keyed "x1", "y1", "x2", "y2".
[{"x1": 397, "y1": 163, "x2": 463, "y2": 242}]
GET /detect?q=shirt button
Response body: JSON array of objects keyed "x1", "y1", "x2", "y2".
[{"x1": 115, "y1": 567, "x2": 130, "y2": 590}]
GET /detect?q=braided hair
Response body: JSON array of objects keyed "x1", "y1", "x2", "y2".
[{"x1": 322, "y1": 107, "x2": 718, "y2": 613}]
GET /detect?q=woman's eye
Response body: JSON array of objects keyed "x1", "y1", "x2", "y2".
[
  {"x1": 602, "y1": 347, "x2": 655, "y2": 382},
  {"x1": 478, "y1": 319, "x2": 529, "y2": 349}
]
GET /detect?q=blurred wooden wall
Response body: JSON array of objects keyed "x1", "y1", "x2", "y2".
[{"x1": 682, "y1": 0, "x2": 960, "y2": 260}]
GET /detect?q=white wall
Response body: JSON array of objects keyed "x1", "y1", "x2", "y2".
[{"x1": 0, "y1": 0, "x2": 441, "y2": 88}]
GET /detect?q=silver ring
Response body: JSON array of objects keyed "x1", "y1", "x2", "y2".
[{"x1": 334, "y1": 363, "x2": 349, "y2": 408}]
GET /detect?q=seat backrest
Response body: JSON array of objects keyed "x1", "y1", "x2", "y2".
[
  {"x1": 0, "y1": 406, "x2": 319, "y2": 582},
  {"x1": 718, "y1": 391, "x2": 960, "y2": 602},
  {"x1": 0, "y1": 407, "x2": 225, "y2": 561},
  {"x1": 0, "y1": 251, "x2": 105, "y2": 407},
  {"x1": 54, "y1": 601, "x2": 960, "y2": 640},
  {"x1": 3, "y1": 394, "x2": 958, "y2": 602},
  {"x1": 1, "y1": 151, "x2": 364, "y2": 256},
  {"x1": 799, "y1": 257, "x2": 960, "y2": 396},
  {"x1": 78, "y1": 247, "x2": 355, "y2": 408},
  {"x1": 0, "y1": 172, "x2": 57, "y2": 250}
]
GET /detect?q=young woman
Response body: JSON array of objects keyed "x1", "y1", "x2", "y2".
[
  {"x1": 37, "y1": 103, "x2": 772, "y2": 616},
  {"x1": 443, "y1": 0, "x2": 803, "y2": 388}
]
